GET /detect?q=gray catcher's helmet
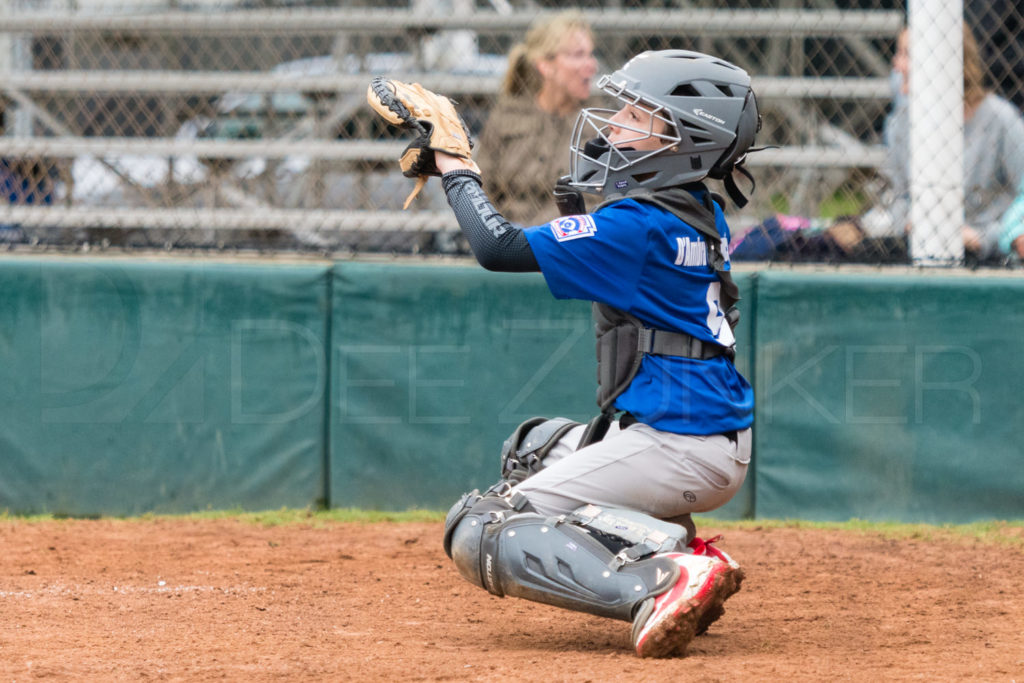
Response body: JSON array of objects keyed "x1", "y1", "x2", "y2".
[{"x1": 569, "y1": 50, "x2": 761, "y2": 204}]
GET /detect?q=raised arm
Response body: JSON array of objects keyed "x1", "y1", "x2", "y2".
[{"x1": 436, "y1": 153, "x2": 540, "y2": 273}]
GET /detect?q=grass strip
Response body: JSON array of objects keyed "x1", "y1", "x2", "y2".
[{"x1": 3, "y1": 508, "x2": 1024, "y2": 549}]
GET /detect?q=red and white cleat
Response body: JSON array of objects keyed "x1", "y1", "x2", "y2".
[
  {"x1": 630, "y1": 552, "x2": 743, "y2": 658},
  {"x1": 688, "y1": 535, "x2": 744, "y2": 635}
]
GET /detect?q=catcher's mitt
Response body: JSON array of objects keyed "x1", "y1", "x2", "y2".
[{"x1": 366, "y1": 77, "x2": 479, "y2": 209}]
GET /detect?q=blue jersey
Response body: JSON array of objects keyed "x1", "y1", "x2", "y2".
[{"x1": 523, "y1": 195, "x2": 754, "y2": 435}]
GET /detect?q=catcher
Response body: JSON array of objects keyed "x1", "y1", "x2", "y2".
[{"x1": 368, "y1": 50, "x2": 760, "y2": 658}]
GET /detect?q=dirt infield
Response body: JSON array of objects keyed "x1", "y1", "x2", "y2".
[{"x1": 1, "y1": 518, "x2": 1022, "y2": 682}]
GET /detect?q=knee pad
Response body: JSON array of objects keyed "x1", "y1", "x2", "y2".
[
  {"x1": 499, "y1": 416, "x2": 581, "y2": 484},
  {"x1": 442, "y1": 482, "x2": 534, "y2": 559},
  {"x1": 446, "y1": 491, "x2": 533, "y2": 589}
]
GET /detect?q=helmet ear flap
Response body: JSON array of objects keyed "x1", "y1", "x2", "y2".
[{"x1": 709, "y1": 88, "x2": 759, "y2": 180}]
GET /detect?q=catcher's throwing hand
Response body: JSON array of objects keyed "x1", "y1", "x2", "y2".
[
  {"x1": 366, "y1": 77, "x2": 480, "y2": 209},
  {"x1": 553, "y1": 175, "x2": 586, "y2": 217}
]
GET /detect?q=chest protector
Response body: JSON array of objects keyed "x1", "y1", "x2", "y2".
[{"x1": 593, "y1": 186, "x2": 740, "y2": 413}]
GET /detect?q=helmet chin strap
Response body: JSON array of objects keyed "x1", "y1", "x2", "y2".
[{"x1": 722, "y1": 163, "x2": 755, "y2": 208}]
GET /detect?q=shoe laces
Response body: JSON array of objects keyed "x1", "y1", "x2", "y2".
[{"x1": 688, "y1": 534, "x2": 728, "y2": 563}]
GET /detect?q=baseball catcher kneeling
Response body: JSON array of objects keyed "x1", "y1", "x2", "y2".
[{"x1": 367, "y1": 49, "x2": 761, "y2": 658}]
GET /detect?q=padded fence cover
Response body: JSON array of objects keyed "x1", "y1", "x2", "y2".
[
  {"x1": 330, "y1": 262, "x2": 594, "y2": 509},
  {"x1": 10, "y1": 258, "x2": 1019, "y2": 524},
  {"x1": 752, "y1": 271, "x2": 1024, "y2": 523},
  {"x1": 0, "y1": 258, "x2": 330, "y2": 515},
  {"x1": 329, "y1": 262, "x2": 756, "y2": 517}
]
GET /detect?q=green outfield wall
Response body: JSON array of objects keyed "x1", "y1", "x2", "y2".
[
  {"x1": 0, "y1": 258, "x2": 329, "y2": 516},
  {"x1": 328, "y1": 264, "x2": 751, "y2": 521},
  {"x1": 0, "y1": 257, "x2": 1020, "y2": 522},
  {"x1": 751, "y1": 271, "x2": 1024, "y2": 523}
]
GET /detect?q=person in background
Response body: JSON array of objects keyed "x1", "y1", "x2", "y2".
[
  {"x1": 998, "y1": 178, "x2": 1024, "y2": 260},
  {"x1": 474, "y1": 10, "x2": 599, "y2": 226},
  {"x1": 835, "y1": 24, "x2": 1024, "y2": 264}
]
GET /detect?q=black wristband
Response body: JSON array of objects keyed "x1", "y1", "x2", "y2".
[{"x1": 441, "y1": 169, "x2": 483, "y2": 185}]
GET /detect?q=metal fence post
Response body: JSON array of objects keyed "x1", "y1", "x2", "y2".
[{"x1": 908, "y1": 0, "x2": 965, "y2": 265}]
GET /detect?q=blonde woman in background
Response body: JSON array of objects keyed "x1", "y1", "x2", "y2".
[{"x1": 474, "y1": 11, "x2": 599, "y2": 225}]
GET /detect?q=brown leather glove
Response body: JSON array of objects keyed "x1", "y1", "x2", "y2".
[{"x1": 367, "y1": 77, "x2": 479, "y2": 209}]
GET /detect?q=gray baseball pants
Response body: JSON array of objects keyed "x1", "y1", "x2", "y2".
[{"x1": 513, "y1": 420, "x2": 751, "y2": 539}]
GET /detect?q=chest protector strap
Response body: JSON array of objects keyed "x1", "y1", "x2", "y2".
[{"x1": 591, "y1": 186, "x2": 741, "y2": 417}]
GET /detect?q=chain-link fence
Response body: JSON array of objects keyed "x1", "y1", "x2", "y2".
[{"x1": 1, "y1": 0, "x2": 1022, "y2": 264}]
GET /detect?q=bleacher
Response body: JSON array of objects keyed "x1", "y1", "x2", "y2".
[{"x1": 1, "y1": 2, "x2": 904, "y2": 251}]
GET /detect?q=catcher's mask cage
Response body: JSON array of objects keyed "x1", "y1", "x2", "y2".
[{"x1": 569, "y1": 50, "x2": 761, "y2": 205}]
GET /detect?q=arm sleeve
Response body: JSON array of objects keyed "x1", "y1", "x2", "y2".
[{"x1": 441, "y1": 170, "x2": 540, "y2": 273}]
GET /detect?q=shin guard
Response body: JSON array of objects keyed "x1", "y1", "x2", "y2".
[{"x1": 448, "y1": 503, "x2": 682, "y2": 622}]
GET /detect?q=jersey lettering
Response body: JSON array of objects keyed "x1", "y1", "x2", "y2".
[
  {"x1": 674, "y1": 237, "x2": 708, "y2": 267},
  {"x1": 705, "y1": 281, "x2": 736, "y2": 346},
  {"x1": 464, "y1": 180, "x2": 512, "y2": 238}
]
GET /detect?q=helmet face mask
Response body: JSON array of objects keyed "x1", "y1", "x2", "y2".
[
  {"x1": 569, "y1": 76, "x2": 683, "y2": 192},
  {"x1": 568, "y1": 50, "x2": 760, "y2": 199}
]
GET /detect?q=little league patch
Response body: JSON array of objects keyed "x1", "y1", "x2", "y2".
[{"x1": 549, "y1": 215, "x2": 598, "y2": 242}]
